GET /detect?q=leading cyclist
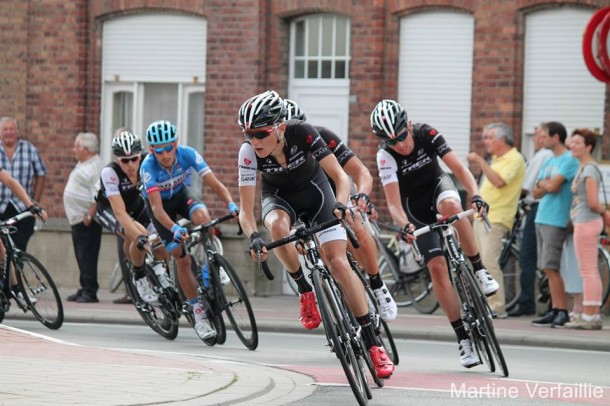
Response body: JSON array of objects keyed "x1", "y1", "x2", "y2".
[
  {"x1": 140, "y1": 120, "x2": 239, "y2": 341},
  {"x1": 237, "y1": 90, "x2": 394, "y2": 379},
  {"x1": 370, "y1": 99, "x2": 499, "y2": 369}
]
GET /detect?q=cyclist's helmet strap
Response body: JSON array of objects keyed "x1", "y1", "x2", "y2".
[
  {"x1": 370, "y1": 99, "x2": 408, "y2": 140},
  {"x1": 283, "y1": 99, "x2": 306, "y2": 121},
  {"x1": 112, "y1": 131, "x2": 142, "y2": 157},
  {"x1": 238, "y1": 90, "x2": 286, "y2": 130},
  {"x1": 146, "y1": 120, "x2": 177, "y2": 145}
]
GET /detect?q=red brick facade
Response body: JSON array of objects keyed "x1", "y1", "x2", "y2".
[{"x1": 1, "y1": 0, "x2": 608, "y2": 219}]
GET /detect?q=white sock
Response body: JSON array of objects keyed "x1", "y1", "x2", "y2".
[{"x1": 582, "y1": 314, "x2": 598, "y2": 322}]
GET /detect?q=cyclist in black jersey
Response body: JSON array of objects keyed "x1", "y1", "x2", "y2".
[
  {"x1": 94, "y1": 131, "x2": 167, "y2": 304},
  {"x1": 238, "y1": 90, "x2": 394, "y2": 379},
  {"x1": 284, "y1": 99, "x2": 397, "y2": 322},
  {"x1": 371, "y1": 99, "x2": 499, "y2": 369}
]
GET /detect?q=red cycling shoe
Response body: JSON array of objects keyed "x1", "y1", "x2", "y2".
[
  {"x1": 368, "y1": 346, "x2": 395, "y2": 379},
  {"x1": 299, "y1": 292, "x2": 321, "y2": 330}
]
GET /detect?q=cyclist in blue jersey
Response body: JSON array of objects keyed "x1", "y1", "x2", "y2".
[
  {"x1": 140, "y1": 120, "x2": 239, "y2": 341},
  {"x1": 237, "y1": 90, "x2": 394, "y2": 379},
  {"x1": 283, "y1": 99, "x2": 397, "y2": 322}
]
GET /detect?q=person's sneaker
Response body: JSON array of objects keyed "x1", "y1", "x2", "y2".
[
  {"x1": 565, "y1": 317, "x2": 603, "y2": 330},
  {"x1": 135, "y1": 277, "x2": 158, "y2": 304},
  {"x1": 368, "y1": 346, "x2": 395, "y2": 379},
  {"x1": 299, "y1": 291, "x2": 321, "y2": 330},
  {"x1": 532, "y1": 310, "x2": 556, "y2": 327},
  {"x1": 551, "y1": 310, "x2": 569, "y2": 328},
  {"x1": 66, "y1": 289, "x2": 83, "y2": 302},
  {"x1": 219, "y1": 267, "x2": 230, "y2": 285},
  {"x1": 458, "y1": 338, "x2": 479, "y2": 368},
  {"x1": 474, "y1": 269, "x2": 499, "y2": 296},
  {"x1": 193, "y1": 304, "x2": 217, "y2": 340},
  {"x1": 373, "y1": 282, "x2": 397, "y2": 322}
]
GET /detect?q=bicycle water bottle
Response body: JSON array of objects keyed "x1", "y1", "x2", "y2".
[{"x1": 201, "y1": 262, "x2": 210, "y2": 288}]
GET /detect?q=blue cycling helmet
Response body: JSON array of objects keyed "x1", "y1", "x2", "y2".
[
  {"x1": 283, "y1": 99, "x2": 306, "y2": 121},
  {"x1": 146, "y1": 120, "x2": 177, "y2": 145}
]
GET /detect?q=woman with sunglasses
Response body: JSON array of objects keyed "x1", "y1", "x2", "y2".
[
  {"x1": 371, "y1": 99, "x2": 498, "y2": 369},
  {"x1": 237, "y1": 90, "x2": 394, "y2": 379},
  {"x1": 95, "y1": 131, "x2": 167, "y2": 304},
  {"x1": 140, "y1": 120, "x2": 238, "y2": 341}
]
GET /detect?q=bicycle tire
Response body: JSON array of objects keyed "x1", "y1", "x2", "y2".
[
  {"x1": 109, "y1": 259, "x2": 124, "y2": 293},
  {"x1": 500, "y1": 244, "x2": 521, "y2": 310},
  {"x1": 377, "y1": 257, "x2": 411, "y2": 307},
  {"x1": 312, "y1": 268, "x2": 369, "y2": 406},
  {"x1": 213, "y1": 254, "x2": 258, "y2": 350},
  {"x1": 15, "y1": 252, "x2": 64, "y2": 330},
  {"x1": 462, "y1": 264, "x2": 509, "y2": 377},
  {"x1": 598, "y1": 244, "x2": 610, "y2": 308},
  {"x1": 125, "y1": 266, "x2": 179, "y2": 341},
  {"x1": 188, "y1": 257, "x2": 226, "y2": 346},
  {"x1": 408, "y1": 268, "x2": 440, "y2": 315}
]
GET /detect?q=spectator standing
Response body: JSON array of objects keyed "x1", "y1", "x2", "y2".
[
  {"x1": 0, "y1": 117, "x2": 47, "y2": 250},
  {"x1": 63, "y1": 132, "x2": 104, "y2": 303},
  {"x1": 531, "y1": 122, "x2": 579, "y2": 327},
  {"x1": 467, "y1": 123, "x2": 525, "y2": 319},
  {"x1": 565, "y1": 129, "x2": 606, "y2": 330},
  {"x1": 508, "y1": 126, "x2": 553, "y2": 317}
]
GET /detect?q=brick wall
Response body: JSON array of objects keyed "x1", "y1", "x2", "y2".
[{"x1": 0, "y1": 0, "x2": 609, "y2": 221}]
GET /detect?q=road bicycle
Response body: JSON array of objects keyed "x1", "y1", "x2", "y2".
[
  {"x1": 258, "y1": 217, "x2": 390, "y2": 406},
  {"x1": 373, "y1": 220, "x2": 439, "y2": 314},
  {"x1": 499, "y1": 201, "x2": 610, "y2": 311},
  {"x1": 0, "y1": 211, "x2": 63, "y2": 329},
  {"x1": 412, "y1": 209, "x2": 509, "y2": 377},
  {"x1": 184, "y1": 214, "x2": 258, "y2": 350}
]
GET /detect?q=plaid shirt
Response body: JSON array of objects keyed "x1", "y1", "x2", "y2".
[{"x1": 0, "y1": 139, "x2": 47, "y2": 213}]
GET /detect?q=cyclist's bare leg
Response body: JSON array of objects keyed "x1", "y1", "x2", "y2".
[
  {"x1": 263, "y1": 209, "x2": 301, "y2": 272},
  {"x1": 126, "y1": 220, "x2": 148, "y2": 268},
  {"x1": 545, "y1": 268, "x2": 568, "y2": 309},
  {"x1": 172, "y1": 246, "x2": 197, "y2": 299},
  {"x1": 347, "y1": 214, "x2": 381, "y2": 277},
  {"x1": 320, "y1": 239, "x2": 368, "y2": 316},
  {"x1": 438, "y1": 197, "x2": 479, "y2": 257},
  {"x1": 427, "y1": 255, "x2": 461, "y2": 321}
]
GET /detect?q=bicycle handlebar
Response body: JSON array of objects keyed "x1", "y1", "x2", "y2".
[
  {"x1": 413, "y1": 209, "x2": 476, "y2": 237},
  {"x1": 0, "y1": 210, "x2": 35, "y2": 227}
]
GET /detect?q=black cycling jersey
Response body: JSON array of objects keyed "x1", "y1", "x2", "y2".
[{"x1": 95, "y1": 153, "x2": 147, "y2": 216}]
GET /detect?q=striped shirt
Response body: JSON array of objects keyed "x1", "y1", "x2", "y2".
[
  {"x1": 0, "y1": 139, "x2": 47, "y2": 212},
  {"x1": 63, "y1": 155, "x2": 103, "y2": 225}
]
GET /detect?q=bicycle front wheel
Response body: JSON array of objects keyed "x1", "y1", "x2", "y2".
[
  {"x1": 312, "y1": 268, "x2": 369, "y2": 406},
  {"x1": 213, "y1": 254, "x2": 258, "y2": 350},
  {"x1": 15, "y1": 252, "x2": 63, "y2": 330}
]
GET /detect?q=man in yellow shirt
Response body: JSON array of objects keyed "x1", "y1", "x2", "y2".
[{"x1": 468, "y1": 123, "x2": 525, "y2": 318}]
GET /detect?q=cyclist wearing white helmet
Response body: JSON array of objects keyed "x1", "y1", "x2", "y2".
[
  {"x1": 238, "y1": 90, "x2": 394, "y2": 379},
  {"x1": 371, "y1": 99, "x2": 499, "y2": 369},
  {"x1": 139, "y1": 120, "x2": 238, "y2": 341},
  {"x1": 283, "y1": 99, "x2": 398, "y2": 322}
]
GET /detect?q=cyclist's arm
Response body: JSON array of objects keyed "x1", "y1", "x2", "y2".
[
  {"x1": 201, "y1": 171, "x2": 235, "y2": 207},
  {"x1": 147, "y1": 190, "x2": 176, "y2": 232},
  {"x1": 342, "y1": 157, "x2": 373, "y2": 196},
  {"x1": 382, "y1": 181, "x2": 410, "y2": 229},
  {"x1": 319, "y1": 154, "x2": 350, "y2": 204},
  {"x1": 108, "y1": 194, "x2": 142, "y2": 241},
  {"x1": 0, "y1": 169, "x2": 35, "y2": 208},
  {"x1": 443, "y1": 151, "x2": 481, "y2": 198},
  {"x1": 238, "y1": 184, "x2": 258, "y2": 238}
]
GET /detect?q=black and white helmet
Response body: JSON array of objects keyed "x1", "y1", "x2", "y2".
[
  {"x1": 112, "y1": 131, "x2": 142, "y2": 157},
  {"x1": 238, "y1": 90, "x2": 286, "y2": 130},
  {"x1": 370, "y1": 99, "x2": 408, "y2": 140},
  {"x1": 283, "y1": 99, "x2": 306, "y2": 121}
]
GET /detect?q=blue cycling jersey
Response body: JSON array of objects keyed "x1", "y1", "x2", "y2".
[{"x1": 140, "y1": 145, "x2": 211, "y2": 200}]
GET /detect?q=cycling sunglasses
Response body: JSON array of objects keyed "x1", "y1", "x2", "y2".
[
  {"x1": 118, "y1": 155, "x2": 140, "y2": 164},
  {"x1": 385, "y1": 131, "x2": 409, "y2": 146},
  {"x1": 152, "y1": 143, "x2": 175, "y2": 154},
  {"x1": 243, "y1": 124, "x2": 280, "y2": 141}
]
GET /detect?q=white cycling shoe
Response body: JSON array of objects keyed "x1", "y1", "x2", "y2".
[
  {"x1": 193, "y1": 304, "x2": 217, "y2": 340},
  {"x1": 219, "y1": 267, "x2": 230, "y2": 285},
  {"x1": 475, "y1": 269, "x2": 499, "y2": 297},
  {"x1": 459, "y1": 338, "x2": 479, "y2": 368},
  {"x1": 373, "y1": 282, "x2": 398, "y2": 322},
  {"x1": 135, "y1": 277, "x2": 158, "y2": 304}
]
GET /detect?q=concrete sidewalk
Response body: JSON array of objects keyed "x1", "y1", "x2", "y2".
[{"x1": 2, "y1": 288, "x2": 609, "y2": 405}]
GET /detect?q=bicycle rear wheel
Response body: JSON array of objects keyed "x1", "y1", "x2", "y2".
[
  {"x1": 598, "y1": 244, "x2": 610, "y2": 308},
  {"x1": 407, "y1": 268, "x2": 439, "y2": 314},
  {"x1": 500, "y1": 243, "x2": 521, "y2": 310},
  {"x1": 15, "y1": 252, "x2": 63, "y2": 330},
  {"x1": 462, "y1": 264, "x2": 509, "y2": 377},
  {"x1": 213, "y1": 254, "x2": 258, "y2": 350},
  {"x1": 312, "y1": 268, "x2": 369, "y2": 406},
  {"x1": 125, "y1": 266, "x2": 179, "y2": 340}
]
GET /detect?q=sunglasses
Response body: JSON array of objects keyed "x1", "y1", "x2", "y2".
[
  {"x1": 118, "y1": 155, "x2": 140, "y2": 164},
  {"x1": 385, "y1": 131, "x2": 409, "y2": 146},
  {"x1": 152, "y1": 143, "x2": 175, "y2": 154},
  {"x1": 243, "y1": 124, "x2": 280, "y2": 141}
]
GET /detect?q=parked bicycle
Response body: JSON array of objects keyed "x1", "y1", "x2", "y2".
[
  {"x1": 412, "y1": 209, "x2": 509, "y2": 377},
  {"x1": 0, "y1": 211, "x2": 63, "y2": 330},
  {"x1": 499, "y1": 200, "x2": 610, "y2": 311},
  {"x1": 373, "y1": 220, "x2": 439, "y2": 314},
  {"x1": 258, "y1": 217, "x2": 393, "y2": 405}
]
